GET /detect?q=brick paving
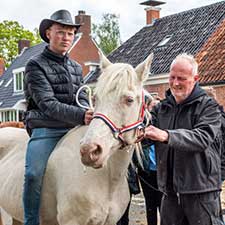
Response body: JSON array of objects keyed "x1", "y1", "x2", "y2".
[{"x1": 129, "y1": 193, "x2": 147, "y2": 225}]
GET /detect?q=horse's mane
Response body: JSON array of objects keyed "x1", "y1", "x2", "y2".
[{"x1": 95, "y1": 63, "x2": 138, "y2": 98}]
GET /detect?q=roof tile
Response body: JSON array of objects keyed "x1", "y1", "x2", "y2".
[{"x1": 197, "y1": 18, "x2": 225, "y2": 84}]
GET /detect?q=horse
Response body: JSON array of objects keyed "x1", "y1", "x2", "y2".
[{"x1": 0, "y1": 52, "x2": 153, "y2": 225}]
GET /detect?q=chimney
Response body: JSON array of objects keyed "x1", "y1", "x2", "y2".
[
  {"x1": 145, "y1": 6, "x2": 161, "y2": 25},
  {"x1": 140, "y1": 0, "x2": 166, "y2": 25},
  {"x1": 18, "y1": 39, "x2": 30, "y2": 54},
  {"x1": 75, "y1": 10, "x2": 91, "y2": 35},
  {"x1": 0, "y1": 58, "x2": 5, "y2": 76}
]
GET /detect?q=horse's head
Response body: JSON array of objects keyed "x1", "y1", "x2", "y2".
[{"x1": 80, "y1": 52, "x2": 153, "y2": 168}]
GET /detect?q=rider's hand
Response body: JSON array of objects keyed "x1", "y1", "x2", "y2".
[{"x1": 84, "y1": 109, "x2": 94, "y2": 125}]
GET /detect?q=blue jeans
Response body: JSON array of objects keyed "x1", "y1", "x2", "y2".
[{"x1": 23, "y1": 128, "x2": 70, "y2": 225}]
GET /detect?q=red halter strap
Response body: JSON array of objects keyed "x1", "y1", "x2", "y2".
[{"x1": 93, "y1": 92, "x2": 146, "y2": 145}]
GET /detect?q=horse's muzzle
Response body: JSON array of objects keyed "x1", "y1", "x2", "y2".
[{"x1": 80, "y1": 143, "x2": 103, "y2": 168}]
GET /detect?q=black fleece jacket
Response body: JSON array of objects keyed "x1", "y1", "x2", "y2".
[{"x1": 151, "y1": 83, "x2": 222, "y2": 194}]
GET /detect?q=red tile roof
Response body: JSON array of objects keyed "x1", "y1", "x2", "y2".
[{"x1": 197, "y1": 19, "x2": 225, "y2": 85}]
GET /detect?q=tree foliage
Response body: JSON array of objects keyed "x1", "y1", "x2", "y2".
[
  {"x1": 92, "y1": 13, "x2": 121, "y2": 55},
  {"x1": 0, "y1": 20, "x2": 42, "y2": 67}
]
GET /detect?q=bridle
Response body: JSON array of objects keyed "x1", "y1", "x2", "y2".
[
  {"x1": 93, "y1": 92, "x2": 146, "y2": 146},
  {"x1": 76, "y1": 86, "x2": 147, "y2": 146}
]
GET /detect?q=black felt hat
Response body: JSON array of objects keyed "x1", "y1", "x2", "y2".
[{"x1": 39, "y1": 9, "x2": 81, "y2": 43}]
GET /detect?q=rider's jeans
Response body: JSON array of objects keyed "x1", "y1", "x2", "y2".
[{"x1": 23, "y1": 128, "x2": 69, "y2": 225}]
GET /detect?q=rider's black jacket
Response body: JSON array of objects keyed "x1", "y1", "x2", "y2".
[{"x1": 24, "y1": 46, "x2": 89, "y2": 130}]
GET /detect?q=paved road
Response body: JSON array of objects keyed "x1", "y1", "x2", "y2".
[{"x1": 129, "y1": 193, "x2": 148, "y2": 225}]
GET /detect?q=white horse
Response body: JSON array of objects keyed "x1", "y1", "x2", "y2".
[{"x1": 0, "y1": 53, "x2": 153, "y2": 225}]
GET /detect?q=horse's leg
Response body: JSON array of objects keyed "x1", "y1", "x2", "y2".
[{"x1": 12, "y1": 218, "x2": 23, "y2": 225}]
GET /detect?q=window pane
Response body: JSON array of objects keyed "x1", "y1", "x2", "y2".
[{"x1": 15, "y1": 72, "x2": 24, "y2": 91}]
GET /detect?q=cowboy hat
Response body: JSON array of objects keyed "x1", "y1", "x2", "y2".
[{"x1": 39, "y1": 9, "x2": 81, "y2": 43}]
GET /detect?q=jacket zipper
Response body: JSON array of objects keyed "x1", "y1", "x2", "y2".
[
  {"x1": 177, "y1": 192, "x2": 181, "y2": 205},
  {"x1": 63, "y1": 61, "x2": 74, "y2": 104}
]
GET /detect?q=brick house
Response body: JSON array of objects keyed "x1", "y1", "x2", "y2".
[
  {"x1": 196, "y1": 18, "x2": 225, "y2": 107},
  {"x1": 0, "y1": 11, "x2": 100, "y2": 123},
  {"x1": 86, "y1": 1, "x2": 225, "y2": 107}
]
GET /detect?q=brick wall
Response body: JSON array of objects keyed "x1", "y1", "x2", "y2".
[
  {"x1": 213, "y1": 85, "x2": 225, "y2": 108},
  {"x1": 144, "y1": 83, "x2": 169, "y2": 100},
  {"x1": 70, "y1": 38, "x2": 99, "y2": 76},
  {"x1": 69, "y1": 11, "x2": 99, "y2": 76},
  {"x1": 0, "y1": 58, "x2": 5, "y2": 76}
]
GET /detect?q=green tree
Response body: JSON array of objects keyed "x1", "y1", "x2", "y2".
[
  {"x1": 92, "y1": 13, "x2": 121, "y2": 55},
  {"x1": 0, "y1": 20, "x2": 42, "y2": 67}
]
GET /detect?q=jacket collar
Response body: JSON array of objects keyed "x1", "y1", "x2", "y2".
[{"x1": 42, "y1": 46, "x2": 69, "y2": 63}]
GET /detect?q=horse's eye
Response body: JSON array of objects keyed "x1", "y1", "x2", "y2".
[{"x1": 126, "y1": 96, "x2": 134, "y2": 105}]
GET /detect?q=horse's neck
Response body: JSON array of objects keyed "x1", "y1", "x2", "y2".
[
  {"x1": 107, "y1": 146, "x2": 134, "y2": 193},
  {"x1": 51, "y1": 127, "x2": 133, "y2": 197}
]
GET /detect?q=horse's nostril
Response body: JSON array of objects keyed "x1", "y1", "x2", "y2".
[
  {"x1": 93, "y1": 145, "x2": 102, "y2": 156},
  {"x1": 80, "y1": 143, "x2": 103, "y2": 161},
  {"x1": 89, "y1": 144, "x2": 102, "y2": 162}
]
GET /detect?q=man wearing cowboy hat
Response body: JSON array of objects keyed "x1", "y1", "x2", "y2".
[{"x1": 23, "y1": 9, "x2": 93, "y2": 225}]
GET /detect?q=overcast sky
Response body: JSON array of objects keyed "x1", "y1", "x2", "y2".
[{"x1": 0, "y1": 0, "x2": 220, "y2": 42}]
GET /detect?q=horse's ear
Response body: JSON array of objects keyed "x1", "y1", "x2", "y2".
[
  {"x1": 99, "y1": 51, "x2": 112, "y2": 69},
  {"x1": 135, "y1": 53, "x2": 153, "y2": 82}
]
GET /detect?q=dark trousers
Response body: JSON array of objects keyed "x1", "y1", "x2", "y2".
[
  {"x1": 138, "y1": 169, "x2": 162, "y2": 225},
  {"x1": 160, "y1": 191, "x2": 224, "y2": 225}
]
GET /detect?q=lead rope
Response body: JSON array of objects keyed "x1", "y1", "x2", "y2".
[
  {"x1": 76, "y1": 85, "x2": 94, "y2": 173},
  {"x1": 76, "y1": 85, "x2": 94, "y2": 110}
]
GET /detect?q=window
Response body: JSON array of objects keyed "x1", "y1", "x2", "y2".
[
  {"x1": 0, "y1": 110, "x2": 19, "y2": 122},
  {"x1": 13, "y1": 67, "x2": 25, "y2": 93},
  {"x1": 0, "y1": 111, "x2": 10, "y2": 122},
  {"x1": 14, "y1": 71, "x2": 24, "y2": 92},
  {"x1": 157, "y1": 35, "x2": 172, "y2": 47}
]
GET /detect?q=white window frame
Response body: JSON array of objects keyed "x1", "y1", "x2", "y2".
[
  {"x1": 13, "y1": 67, "x2": 25, "y2": 93},
  {"x1": 0, "y1": 80, "x2": 4, "y2": 86},
  {"x1": 4, "y1": 78, "x2": 12, "y2": 87},
  {"x1": 0, "y1": 110, "x2": 19, "y2": 122},
  {"x1": 157, "y1": 35, "x2": 172, "y2": 47}
]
